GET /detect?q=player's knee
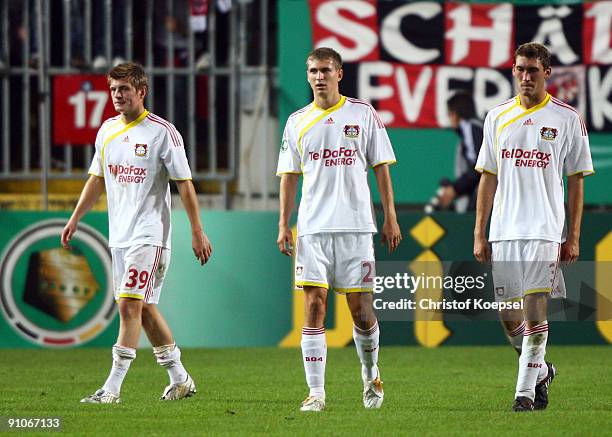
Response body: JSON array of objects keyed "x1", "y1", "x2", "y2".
[
  {"x1": 118, "y1": 298, "x2": 143, "y2": 321},
  {"x1": 349, "y1": 305, "x2": 362, "y2": 320},
  {"x1": 524, "y1": 293, "x2": 547, "y2": 315},
  {"x1": 304, "y1": 295, "x2": 326, "y2": 319},
  {"x1": 347, "y1": 294, "x2": 374, "y2": 323}
]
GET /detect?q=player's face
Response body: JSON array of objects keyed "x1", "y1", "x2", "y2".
[
  {"x1": 306, "y1": 57, "x2": 343, "y2": 97},
  {"x1": 109, "y1": 78, "x2": 146, "y2": 116},
  {"x1": 512, "y1": 56, "x2": 551, "y2": 100}
]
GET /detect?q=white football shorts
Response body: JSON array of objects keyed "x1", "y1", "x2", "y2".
[
  {"x1": 111, "y1": 245, "x2": 170, "y2": 304},
  {"x1": 491, "y1": 240, "x2": 566, "y2": 302},
  {"x1": 294, "y1": 233, "x2": 375, "y2": 293}
]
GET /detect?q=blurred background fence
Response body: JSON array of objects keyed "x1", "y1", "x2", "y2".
[
  {"x1": 0, "y1": 0, "x2": 277, "y2": 209},
  {"x1": 1, "y1": 0, "x2": 611, "y2": 210}
]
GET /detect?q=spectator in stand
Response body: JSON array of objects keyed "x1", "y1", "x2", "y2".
[{"x1": 91, "y1": 0, "x2": 126, "y2": 69}]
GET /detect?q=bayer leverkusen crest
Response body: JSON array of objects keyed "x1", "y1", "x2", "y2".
[
  {"x1": 343, "y1": 125, "x2": 360, "y2": 138},
  {"x1": 135, "y1": 143, "x2": 148, "y2": 157},
  {"x1": 540, "y1": 127, "x2": 558, "y2": 141}
]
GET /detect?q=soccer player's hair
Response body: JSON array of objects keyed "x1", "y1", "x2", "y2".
[
  {"x1": 107, "y1": 62, "x2": 148, "y2": 91},
  {"x1": 514, "y1": 42, "x2": 551, "y2": 70},
  {"x1": 306, "y1": 47, "x2": 343, "y2": 70},
  {"x1": 447, "y1": 91, "x2": 476, "y2": 120}
]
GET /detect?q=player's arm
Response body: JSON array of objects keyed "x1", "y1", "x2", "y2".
[
  {"x1": 373, "y1": 164, "x2": 402, "y2": 253},
  {"x1": 473, "y1": 171, "x2": 497, "y2": 263},
  {"x1": 61, "y1": 175, "x2": 105, "y2": 249},
  {"x1": 562, "y1": 174, "x2": 584, "y2": 264},
  {"x1": 277, "y1": 173, "x2": 299, "y2": 256},
  {"x1": 175, "y1": 179, "x2": 212, "y2": 266}
]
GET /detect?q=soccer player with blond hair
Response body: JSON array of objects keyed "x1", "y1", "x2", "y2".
[
  {"x1": 62, "y1": 62, "x2": 212, "y2": 403},
  {"x1": 277, "y1": 47, "x2": 402, "y2": 412}
]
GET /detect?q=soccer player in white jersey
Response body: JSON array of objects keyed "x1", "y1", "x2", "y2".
[
  {"x1": 474, "y1": 43, "x2": 594, "y2": 412},
  {"x1": 61, "y1": 63, "x2": 212, "y2": 404},
  {"x1": 276, "y1": 47, "x2": 402, "y2": 412}
]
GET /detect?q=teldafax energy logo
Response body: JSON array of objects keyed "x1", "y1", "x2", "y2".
[{"x1": 0, "y1": 219, "x2": 116, "y2": 347}]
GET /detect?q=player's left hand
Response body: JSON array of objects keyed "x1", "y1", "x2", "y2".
[
  {"x1": 192, "y1": 229, "x2": 212, "y2": 265},
  {"x1": 381, "y1": 220, "x2": 402, "y2": 253},
  {"x1": 561, "y1": 238, "x2": 579, "y2": 265}
]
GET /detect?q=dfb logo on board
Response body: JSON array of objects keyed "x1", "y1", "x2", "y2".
[{"x1": 0, "y1": 220, "x2": 116, "y2": 348}]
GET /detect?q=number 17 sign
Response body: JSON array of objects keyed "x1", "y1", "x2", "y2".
[{"x1": 53, "y1": 75, "x2": 116, "y2": 145}]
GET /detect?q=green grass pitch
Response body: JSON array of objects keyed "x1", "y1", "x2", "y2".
[{"x1": 2, "y1": 346, "x2": 611, "y2": 436}]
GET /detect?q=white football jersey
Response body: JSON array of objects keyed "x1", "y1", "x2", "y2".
[
  {"x1": 89, "y1": 110, "x2": 192, "y2": 248},
  {"x1": 476, "y1": 93, "x2": 594, "y2": 243},
  {"x1": 277, "y1": 96, "x2": 396, "y2": 236}
]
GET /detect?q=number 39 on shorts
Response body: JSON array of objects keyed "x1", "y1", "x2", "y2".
[{"x1": 124, "y1": 268, "x2": 150, "y2": 289}]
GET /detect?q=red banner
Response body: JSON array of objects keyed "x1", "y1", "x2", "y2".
[
  {"x1": 53, "y1": 75, "x2": 116, "y2": 145},
  {"x1": 309, "y1": 1, "x2": 612, "y2": 131}
]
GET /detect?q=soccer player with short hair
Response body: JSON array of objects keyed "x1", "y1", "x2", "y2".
[
  {"x1": 61, "y1": 62, "x2": 212, "y2": 403},
  {"x1": 276, "y1": 47, "x2": 402, "y2": 412},
  {"x1": 474, "y1": 42, "x2": 593, "y2": 412}
]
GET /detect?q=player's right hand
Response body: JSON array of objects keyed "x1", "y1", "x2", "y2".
[
  {"x1": 473, "y1": 236, "x2": 491, "y2": 263},
  {"x1": 61, "y1": 220, "x2": 78, "y2": 249},
  {"x1": 277, "y1": 225, "x2": 294, "y2": 256}
]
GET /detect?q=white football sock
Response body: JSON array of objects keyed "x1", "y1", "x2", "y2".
[
  {"x1": 536, "y1": 356, "x2": 549, "y2": 383},
  {"x1": 536, "y1": 363, "x2": 549, "y2": 384},
  {"x1": 301, "y1": 327, "x2": 326, "y2": 398},
  {"x1": 353, "y1": 322, "x2": 380, "y2": 381},
  {"x1": 507, "y1": 321, "x2": 525, "y2": 355},
  {"x1": 102, "y1": 344, "x2": 136, "y2": 395},
  {"x1": 515, "y1": 321, "x2": 548, "y2": 400},
  {"x1": 153, "y1": 343, "x2": 188, "y2": 385}
]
